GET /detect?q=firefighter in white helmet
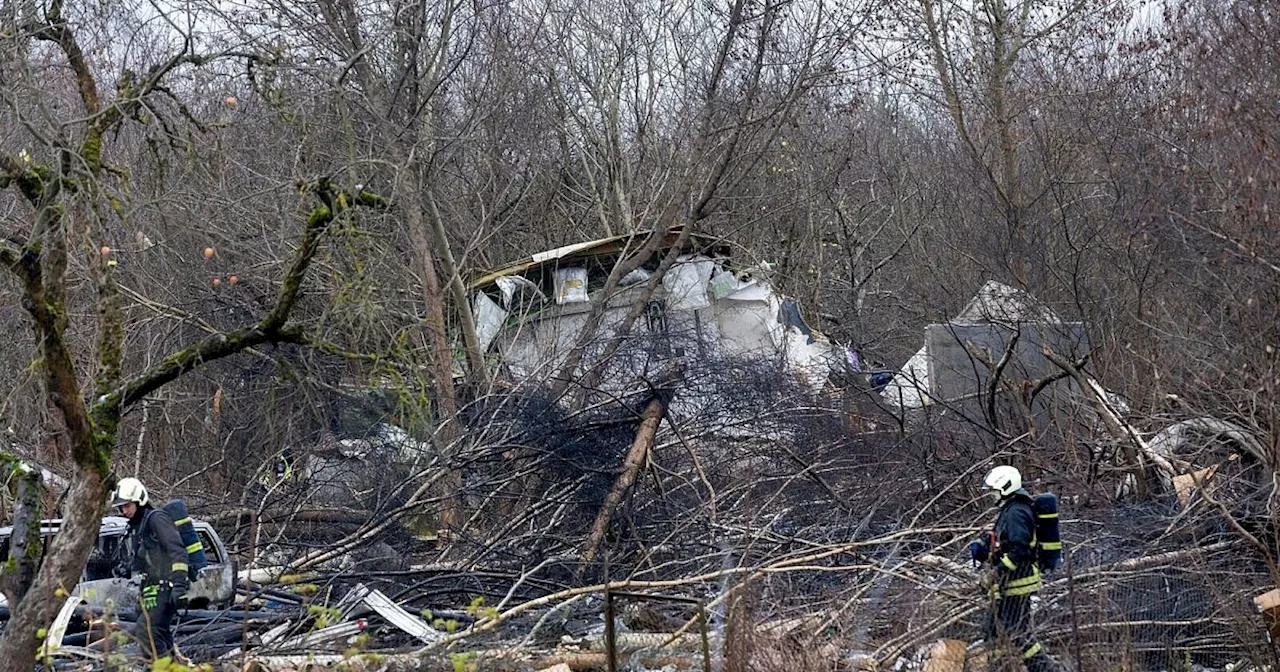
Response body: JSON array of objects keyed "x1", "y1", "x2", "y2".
[
  {"x1": 111, "y1": 477, "x2": 190, "y2": 662},
  {"x1": 969, "y1": 466, "x2": 1057, "y2": 672}
]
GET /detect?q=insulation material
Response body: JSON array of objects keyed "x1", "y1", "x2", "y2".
[
  {"x1": 620, "y1": 268, "x2": 652, "y2": 286},
  {"x1": 882, "y1": 346, "x2": 933, "y2": 408},
  {"x1": 472, "y1": 292, "x2": 508, "y2": 353},
  {"x1": 495, "y1": 275, "x2": 545, "y2": 308},
  {"x1": 662, "y1": 255, "x2": 715, "y2": 311},
  {"x1": 708, "y1": 268, "x2": 739, "y2": 299},
  {"x1": 553, "y1": 267, "x2": 589, "y2": 304}
]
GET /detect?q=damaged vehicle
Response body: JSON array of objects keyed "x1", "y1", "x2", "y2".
[{"x1": 0, "y1": 515, "x2": 236, "y2": 612}]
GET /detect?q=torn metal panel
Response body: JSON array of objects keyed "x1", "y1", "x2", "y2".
[
  {"x1": 472, "y1": 235, "x2": 837, "y2": 394},
  {"x1": 220, "y1": 620, "x2": 293, "y2": 660},
  {"x1": 882, "y1": 281, "x2": 1088, "y2": 411},
  {"x1": 882, "y1": 346, "x2": 932, "y2": 408},
  {"x1": 469, "y1": 228, "x2": 725, "y2": 290},
  {"x1": 39, "y1": 596, "x2": 83, "y2": 657},
  {"x1": 1148, "y1": 418, "x2": 1269, "y2": 468},
  {"x1": 926, "y1": 321, "x2": 1090, "y2": 418},
  {"x1": 362, "y1": 588, "x2": 442, "y2": 644},
  {"x1": 335, "y1": 582, "x2": 373, "y2": 620},
  {"x1": 270, "y1": 619, "x2": 365, "y2": 651}
]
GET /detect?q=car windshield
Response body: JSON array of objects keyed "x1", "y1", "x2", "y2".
[{"x1": 86, "y1": 533, "x2": 129, "y2": 580}]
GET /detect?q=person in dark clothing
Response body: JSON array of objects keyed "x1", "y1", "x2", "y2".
[
  {"x1": 111, "y1": 477, "x2": 190, "y2": 662},
  {"x1": 970, "y1": 466, "x2": 1057, "y2": 672}
]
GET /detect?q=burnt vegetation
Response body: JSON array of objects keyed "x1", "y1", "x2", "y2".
[{"x1": 0, "y1": 0, "x2": 1278, "y2": 669}]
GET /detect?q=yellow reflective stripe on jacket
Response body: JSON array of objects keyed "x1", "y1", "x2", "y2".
[
  {"x1": 1002, "y1": 582, "x2": 1041, "y2": 597},
  {"x1": 173, "y1": 516, "x2": 192, "y2": 526},
  {"x1": 1022, "y1": 642, "x2": 1043, "y2": 659},
  {"x1": 1040, "y1": 541, "x2": 1062, "y2": 550},
  {"x1": 1001, "y1": 555, "x2": 1017, "y2": 571},
  {"x1": 186, "y1": 541, "x2": 204, "y2": 554},
  {"x1": 172, "y1": 562, "x2": 189, "y2": 573},
  {"x1": 993, "y1": 566, "x2": 1041, "y2": 598},
  {"x1": 1006, "y1": 572, "x2": 1041, "y2": 588},
  {"x1": 1037, "y1": 512, "x2": 1058, "y2": 518}
]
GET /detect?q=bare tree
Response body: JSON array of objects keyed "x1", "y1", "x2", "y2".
[{"x1": 0, "y1": 0, "x2": 390, "y2": 663}]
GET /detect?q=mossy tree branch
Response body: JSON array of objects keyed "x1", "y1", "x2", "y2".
[{"x1": 95, "y1": 180, "x2": 387, "y2": 416}]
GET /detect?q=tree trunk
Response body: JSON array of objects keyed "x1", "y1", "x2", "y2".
[
  {"x1": 0, "y1": 466, "x2": 108, "y2": 670},
  {"x1": 0, "y1": 460, "x2": 43, "y2": 608},
  {"x1": 404, "y1": 175, "x2": 463, "y2": 530},
  {"x1": 424, "y1": 189, "x2": 489, "y2": 386}
]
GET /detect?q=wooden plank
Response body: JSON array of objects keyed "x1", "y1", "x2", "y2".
[
  {"x1": 1255, "y1": 588, "x2": 1280, "y2": 640},
  {"x1": 1255, "y1": 588, "x2": 1280, "y2": 614},
  {"x1": 921, "y1": 639, "x2": 966, "y2": 672},
  {"x1": 1174, "y1": 465, "x2": 1219, "y2": 507}
]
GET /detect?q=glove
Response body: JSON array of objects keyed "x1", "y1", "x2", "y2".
[
  {"x1": 977, "y1": 570, "x2": 996, "y2": 592},
  {"x1": 170, "y1": 575, "x2": 190, "y2": 609},
  {"x1": 969, "y1": 539, "x2": 989, "y2": 565},
  {"x1": 141, "y1": 584, "x2": 161, "y2": 611}
]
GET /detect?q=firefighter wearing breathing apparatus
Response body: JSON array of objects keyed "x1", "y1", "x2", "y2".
[
  {"x1": 970, "y1": 466, "x2": 1059, "y2": 672},
  {"x1": 111, "y1": 477, "x2": 190, "y2": 662}
]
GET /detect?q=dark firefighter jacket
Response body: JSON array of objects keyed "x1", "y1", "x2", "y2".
[
  {"x1": 989, "y1": 489, "x2": 1041, "y2": 599},
  {"x1": 128, "y1": 505, "x2": 190, "y2": 587}
]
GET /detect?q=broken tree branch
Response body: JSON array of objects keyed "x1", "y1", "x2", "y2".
[
  {"x1": 583, "y1": 395, "x2": 667, "y2": 562},
  {"x1": 1041, "y1": 343, "x2": 1186, "y2": 487}
]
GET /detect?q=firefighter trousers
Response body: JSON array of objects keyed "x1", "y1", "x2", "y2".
[
  {"x1": 130, "y1": 584, "x2": 176, "y2": 660},
  {"x1": 984, "y1": 593, "x2": 1056, "y2": 672}
]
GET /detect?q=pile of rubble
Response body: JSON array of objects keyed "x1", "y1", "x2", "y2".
[{"x1": 32, "y1": 578, "x2": 738, "y2": 671}]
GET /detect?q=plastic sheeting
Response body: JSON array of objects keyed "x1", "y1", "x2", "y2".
[{"x1": 472, "y1": 291, "x2": 508, "y2": 353}]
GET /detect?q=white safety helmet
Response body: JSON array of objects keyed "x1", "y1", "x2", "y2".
[
  {"x1": 111, "y1": 477, "x2": 149, "y2": 508},
  {"x1": 983, "y1": 465, "x2": 1022, "y2": 500}
]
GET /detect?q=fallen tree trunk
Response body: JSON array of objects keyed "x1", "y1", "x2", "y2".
[
  {"x1": 582, "y1": 395, "x2": 666, "y2": 562},
  {"x1": 205, "y1": 507, "x2": 373, "y2": 525}
]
